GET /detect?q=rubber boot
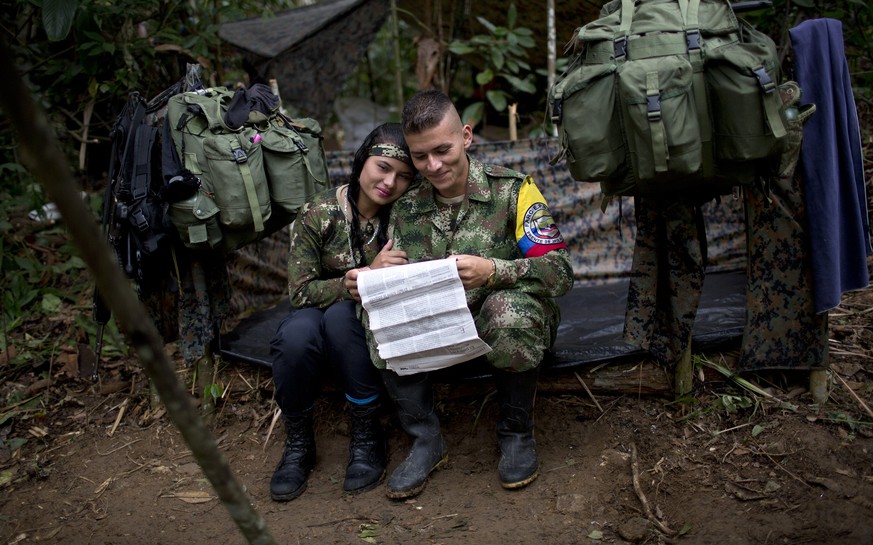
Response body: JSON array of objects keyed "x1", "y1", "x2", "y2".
[
  {"x1": 343, "y1": 400, "x2": 387, "y2": 493},
  {"x1": 381, "y1": 371, "x2": 448, "y2": 499},
  {"x1": 270, "y1": 408, "x2": 316, "y2": 501},
  {"x1": 494, "y1": 368, "x2": 540, "y2": 489}
]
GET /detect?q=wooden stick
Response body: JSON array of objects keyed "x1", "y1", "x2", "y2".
[
  {"x1": 630, "y1": 443, "x2": 676, "y2": 536},
  {"x1": 574, "y1": 372, "x2": 603, "y2": 413},
  {"x1": 108, "y1": 398, "x2": 128, "y2": 437},
  {"x1": 834, "y1": 371, "x2": 873, "y2": 419}
]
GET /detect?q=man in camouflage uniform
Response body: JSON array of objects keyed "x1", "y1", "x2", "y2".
[{"x1": 354, "y1": 90, "x2": 573, "y2": 499}]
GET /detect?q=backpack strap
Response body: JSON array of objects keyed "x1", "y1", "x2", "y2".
[
  {"x1": 685, "y1": 0, "x2": 715, "y2": 179},
  {"x1": 615, "y1": 0, "x2": 635, "y2": 59},
  {"x1": 130, "y1": 124, "x2": 157, "y2": 201},
  {"x1": 231, "y1": 142, "x2": 265, "y2": 234}
]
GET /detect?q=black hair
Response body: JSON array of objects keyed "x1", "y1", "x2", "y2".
[{"x1": 346, "y1": 122, "x2": 414, "y2": 267}]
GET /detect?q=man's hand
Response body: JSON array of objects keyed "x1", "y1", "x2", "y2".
[
  {"x1": 370, "y1": 239, "x2": 408, "y2": 269},
  {"x1": 451, "y1": 254, "x2": 494, "y2": 290},
  {"x1": 343, "y1": 267, "x2": 369, "y2": 302}
]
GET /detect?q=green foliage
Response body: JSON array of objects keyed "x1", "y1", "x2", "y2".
[
  {"x1": 204, "y1": 383, "x2": 224, "y2": 402},
  {"x1": 1, "y1": 0, "x2": 303, "y2": 189},
  {"x1": 742, "y1": 0, "x2": 873, "y2": 97},
  {"x1": 42, "y1": 0, "x2": 79, "y2": 41},
  {"x1": 447, "y1": 3, "x2": 537, "y2": 128},
  {"x1": 714, "y1": 393, "x2": 755, "y2": 415}
]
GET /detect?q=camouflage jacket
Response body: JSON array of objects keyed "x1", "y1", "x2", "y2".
[
  {"x1": 389, "y1": 156, "x2": 574, "y2": 311},
  {"x1": 287, "y1": 185, "x2": 381, "y2": 308}
]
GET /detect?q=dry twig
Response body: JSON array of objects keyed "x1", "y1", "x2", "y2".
[
  {"x1": 574, "y1": 372, "x2": 603, "y2": 413},
  {"x1": 833, "y1": 371, "x2": 873, "y2": 419},
  {"x1": 630, "y1": 443, "x2": 677, "y2": 536}
]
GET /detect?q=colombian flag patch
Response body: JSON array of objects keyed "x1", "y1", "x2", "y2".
[{"x1": 515, "y1": 178, "x2": 567, "y2": 257}]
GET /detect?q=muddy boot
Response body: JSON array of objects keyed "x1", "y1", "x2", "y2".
[
  {"x1": 270, "y1": 408, "x2": 316, "y2": 501},
  {"x1": 381, "y1": 371, "x2": 448, "y2": 499},
  {"x1": 343, "y1": 400, "x2": 387, "y2": 493},
  {"x1": 494, "y1": 368, "x2": 540, "y2": 489}
]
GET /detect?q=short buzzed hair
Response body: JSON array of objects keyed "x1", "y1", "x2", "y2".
[{"x1": 401, "y1": 90, "x2": 457, "y2": 135}]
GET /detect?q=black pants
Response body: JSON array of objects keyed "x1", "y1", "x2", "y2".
[{"x1": 270, "y1": 300, "x2": 382, "y2": 413}]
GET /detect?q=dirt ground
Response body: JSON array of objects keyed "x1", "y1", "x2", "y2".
[{"x1": 2, "y1": 272, "x2": 872, "y2": 545}]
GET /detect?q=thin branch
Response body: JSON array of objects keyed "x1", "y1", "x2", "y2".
[
  {"x1": 630, "y1": 443, "x2": 677, "y2": 536},
  {"x1": 0, "y1": 37, "x2": 276, "y2": 545}
]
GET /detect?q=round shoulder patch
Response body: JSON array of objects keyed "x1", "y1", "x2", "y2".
[{"x1": 523, "y1": 202, "x2": 564, "y2": 245}]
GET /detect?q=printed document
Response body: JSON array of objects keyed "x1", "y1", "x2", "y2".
[{"x1": 358, "y1": 258, "x2": 491, "y2": 375}]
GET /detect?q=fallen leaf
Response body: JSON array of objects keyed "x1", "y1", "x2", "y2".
[{"x1": 0, "y1": 469, "x2": 16, "y2": 487}]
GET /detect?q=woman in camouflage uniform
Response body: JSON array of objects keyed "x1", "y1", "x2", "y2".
[{"x1": 269, "y1": 123, "x2": 416, "y2": 501}]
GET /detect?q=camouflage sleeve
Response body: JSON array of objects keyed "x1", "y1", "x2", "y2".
[
  {"x1": 492, "y1": 249, "x2": 574, "y2": 297},
  {"x1": 491, "y1": 178, "x2": 574, "y2": 297},
  {"x1": 287, "y1": 201, "x2": 349, "y2": 309}
]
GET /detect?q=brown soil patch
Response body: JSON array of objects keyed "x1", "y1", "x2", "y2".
[{"x1": 3, "y1": 274, "x2": 873, "y2": 545}]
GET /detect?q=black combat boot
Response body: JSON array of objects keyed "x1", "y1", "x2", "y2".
[
  {"x1": 270, "y1": 408, "x2": 316, "y2": 501},
  {"x1": 381, "y1": 371, "x2": 448, "y2": 499},
  {"x1": 493, "y1": 367, "x2": 540, "y2": 489},
  {"x1": 343, "y1": 400, "x2": 387, "y2": 493}
]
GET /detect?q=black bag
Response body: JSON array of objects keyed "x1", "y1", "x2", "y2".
[{"x1": 103, "y1": 83, "x2": 185, "y2": 289}]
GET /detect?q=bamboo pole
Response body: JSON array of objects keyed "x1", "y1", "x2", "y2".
[
  {"x1": 391, "y1": 0, "x2": 405, "y2": 114},
  {"x1": 546, "y1": 0, "x2": 557, "y2": 137}
]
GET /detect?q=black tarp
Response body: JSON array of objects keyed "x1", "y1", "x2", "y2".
[{"x1": 218, "y1": 271, "x2": 745, "y2": 380}]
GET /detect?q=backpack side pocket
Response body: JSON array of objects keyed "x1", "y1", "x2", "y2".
[
  {"x1": 168, "y1": 191, "x2": 223, "y2": 249},
  {"x1": 552, "y1": 61, "x2": 626, "y2": 183},
  {"x1": 705, "y1": 24, "x2": 787, "y2": 164},
  {"x1": 261, "y1": 119, "x2": 329, "y2": 224}
]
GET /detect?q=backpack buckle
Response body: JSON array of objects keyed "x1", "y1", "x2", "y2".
[
  {"x1": 232, "y1": 148, "x2": 248, "y2": 163},
  {"x1": 130, "y1": 207, "x2": 149, "y2": 232},
  {"x1": 646, "y1": 92, "x2": 662, "y2": 122},
  {"x1": 613, "y1": 36, "x2": 627, "y2": 59},
  {"x1": 686, "y1": 29, "x2": 701, "y2": 51},
  {"x1": 551, "y1": 98, "x2": 563, "y2": 124},
  {"x1": 753, "y1": 66, "x2": 776, "y2": 93}
]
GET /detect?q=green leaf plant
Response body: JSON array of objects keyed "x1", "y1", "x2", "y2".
[{"x1": 447, "y1": 3, "x2": 537, "y2": 129}]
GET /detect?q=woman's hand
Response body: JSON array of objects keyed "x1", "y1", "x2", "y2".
[
  {"x1": 370, "y1": 239, "x2": 408, "y2": 269},
  {"x1": 343, "y1": 267, "x2": 368, "y2": 302},
  {"x1": 451, "y1": 254, "x2": 494, "y2": 290}
]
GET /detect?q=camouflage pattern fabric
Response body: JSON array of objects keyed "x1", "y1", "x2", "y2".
[
  {"x1": 623, "y1": 198, "x2": 706, "y2": 364},
  {"x1": 360, "y1": 157, "x2": 574, "y2": 372},
  {"x1": 285, "y1": 185, "x2": 382, "y2": 308},
  {"x1": 739, "y1": 82, "x2": 828, "y2": 370},
  {"x1": 141, "y1": 246, "x2": 231, "y2": 367}
]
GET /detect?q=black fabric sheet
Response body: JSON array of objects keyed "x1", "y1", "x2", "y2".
[{"x1": 218, "y1": 271, "x2": 746, "y2": 379}]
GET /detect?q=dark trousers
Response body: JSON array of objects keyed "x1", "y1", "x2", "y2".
[{"x1": 270, "y1": 300, "x2": 382, "y2": 413}]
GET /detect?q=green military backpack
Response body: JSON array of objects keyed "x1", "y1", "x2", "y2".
[
  {"x1": 549, "y1": 0, "x2": 787, "y2": 199},
  {"x1": 164, "y1": 86, "x2": 328, "y2": 251}
]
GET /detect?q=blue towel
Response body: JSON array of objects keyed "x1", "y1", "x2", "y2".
[{"x1": 789, "y1": 18, "x2": 871, "y2": 313}]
